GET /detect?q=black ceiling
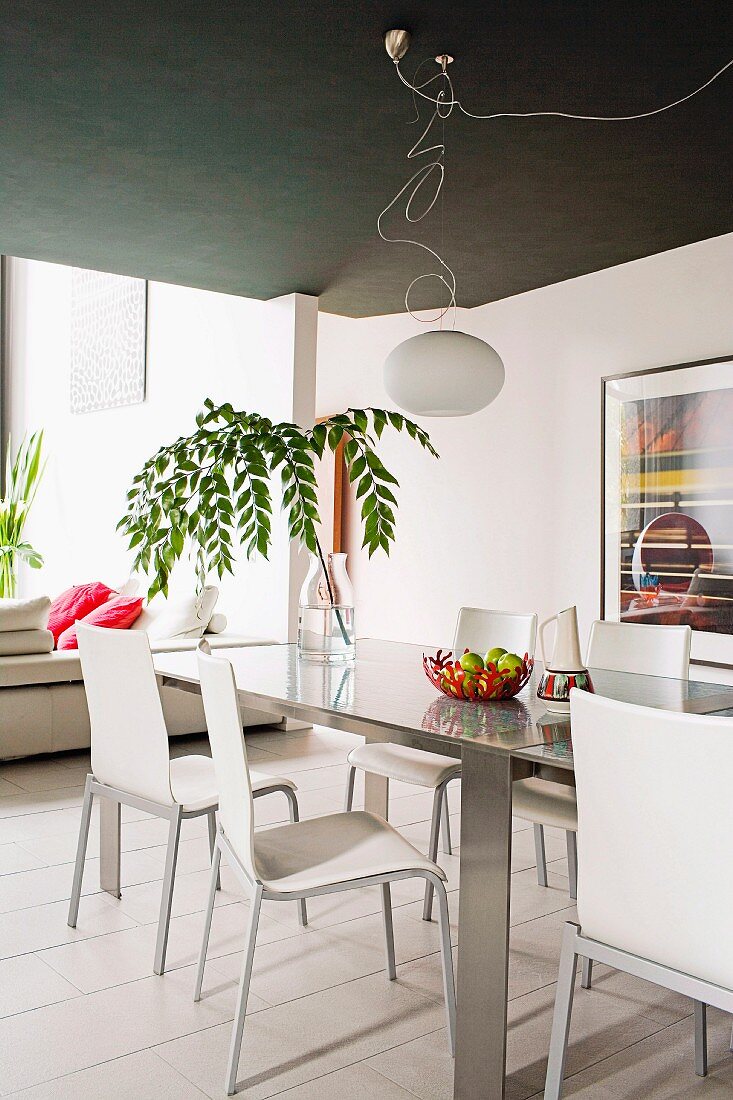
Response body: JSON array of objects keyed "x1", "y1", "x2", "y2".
[{"x1": 2, "y1": 2, "x2": 732, "y2": 316}]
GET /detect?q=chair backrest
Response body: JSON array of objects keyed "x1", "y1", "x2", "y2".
[
  {"x1": 571, "y1": 689, "x2": 733, "y2": 989},
  {"x1": 453, "y1": 607, "x2": 537, "y2": 662},
  {"x1": 197, "y1": 644, "x2": 257, "y2": 882},
  {"x1": 77, "y1": 623, "x2": 173, "y2": 805},
  {"x1": 586, "y1": 620, "x2": 691, "y2": 679}
]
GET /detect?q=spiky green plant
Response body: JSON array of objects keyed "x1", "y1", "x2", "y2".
[
  {"x1": 0, "y1": 432, "x2": 46, "y2": 598},
  {"x1": 118, "y1": 401, "x2": 438, "y2": 601}
]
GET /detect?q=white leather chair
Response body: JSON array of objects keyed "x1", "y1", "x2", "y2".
[
  {"x1": 68, "y1": 624, "x2": 304, "y2": 976},
  {"x1": 345, "y1": 607, "x2": 537, "y2": 920},
  {"x1": 545, "y1": 690, "x2": 733, "y2": 1097},
  {"x1": 513, "y1": 620, "x2": 691, "y2": 902},
  {"x1": 194, "y1": 644, "x2": 456, "y2": 1096}
]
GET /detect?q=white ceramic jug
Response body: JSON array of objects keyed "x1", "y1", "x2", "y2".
[
  {"x1": 537, "y1": 606, "x2": 594, "y2": 713},
  {"x1": 539, "y1": 606, "x2": 585, "y2": 672}
]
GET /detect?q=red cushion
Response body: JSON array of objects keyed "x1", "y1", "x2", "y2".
[
  {"x1": 48, "y1": 582, "x2": 117, "y2": 645},
  {"x1": 57, "y1": 596, "x2": 144, "y2": 650}
]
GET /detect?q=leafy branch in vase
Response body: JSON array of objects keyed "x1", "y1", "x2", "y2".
[{"x1": 118, "y1": 401, "x2": 438, "y2": 601}]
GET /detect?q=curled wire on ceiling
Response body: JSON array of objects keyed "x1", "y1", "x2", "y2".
[
  {"x1": 377, "y1": 60, "x2": 458, "y2": 326},
  {"x1": 379, "y1": 52, "x2": 733, "y2": 325},
  {"x1": 395, "y1": 55, "x2": 733, "y2": 122}
]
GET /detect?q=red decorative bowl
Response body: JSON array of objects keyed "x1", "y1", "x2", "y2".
[{"x1": 423, "y1": 649, "x2": 534, "y2": 702}]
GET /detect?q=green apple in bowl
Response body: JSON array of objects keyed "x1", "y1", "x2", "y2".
[
  {"x1": 485, "y1": 646, "x2": 507, "y2": 667},
  {"x1": 497, "y1": 652, "x2": 523, "y2": 676},
  {"x1": 459, "y1": 651, "x2": 485, "y2": 673}
]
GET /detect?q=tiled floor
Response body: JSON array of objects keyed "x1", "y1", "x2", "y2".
[{"x1": 2, "y1": 724, "x2": 732, "y2": 1098}]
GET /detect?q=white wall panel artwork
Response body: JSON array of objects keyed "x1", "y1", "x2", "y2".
[{"x1": 70, "y1": 269, "x2": 147, "y2": 413}]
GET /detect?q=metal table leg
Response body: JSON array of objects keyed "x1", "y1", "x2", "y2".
[
  {"x1": 99, "y1": 798, "x2": 121, "y2": 897},
  {"x1": 454, "y1": 744, "x2": 514, "y2": 1099},
  {"x1": 364, "y1": 770, "x2": 389, "y2": 819},
  {"x1": 362, "y1": 730, "x2": 390, "y2": 819}
]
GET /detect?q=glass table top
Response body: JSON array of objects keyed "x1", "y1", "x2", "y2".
[{"x1": 154, "y1": 638, "x2": 733, "y2": 757}]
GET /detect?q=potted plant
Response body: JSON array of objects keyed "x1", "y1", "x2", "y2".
[
  {"x1": 119, "y1": 401, "x2": 438, "y2": 659},
  {"x1": 0, "y1": 432, "x2": 46, "y2": 598}
]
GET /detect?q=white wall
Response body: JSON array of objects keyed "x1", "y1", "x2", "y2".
[
  {"x1": 316, "y1": 233, "x2": 733, "y2": 676},
  {"x1": 7, "y1": 258, "x2": 317, "y2": 641}
]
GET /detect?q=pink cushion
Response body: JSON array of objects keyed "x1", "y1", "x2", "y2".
[
  {"x1": 57, "y1": 596, "x2": 144, "y2": 650},
  {"x1": 48, "y1": 582, "x2": 116, "y2": 646}
]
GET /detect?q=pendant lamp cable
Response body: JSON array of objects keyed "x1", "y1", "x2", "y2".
[{"x1": 379, "y1": 52, "x2": 733, "y2": 326}]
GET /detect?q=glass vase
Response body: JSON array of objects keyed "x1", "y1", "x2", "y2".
[{"x1": 297, "y1": 552, "x2": 356, "y2": 664}]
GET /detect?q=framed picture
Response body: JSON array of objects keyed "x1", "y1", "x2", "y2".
[
  {"x1": 70, "y1": 269, "x2": 147, "y2": 414},
  {"x1": 602, "y1": 354, "x2": 733, "y2": 668}
]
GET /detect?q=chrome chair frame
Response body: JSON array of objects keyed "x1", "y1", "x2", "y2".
[
  {"x1": 67, "y1": 772, "x2": 304, "y2": 975},
  {"x1": 196, "y1": 823, "x2": 457, "y2": 1096},
  {"x1": 545, "y1": 922, "x2": 733, "y2": 1098},
  {"x1": 344, "y1": 767, "x2": 454, "y2": 921}
]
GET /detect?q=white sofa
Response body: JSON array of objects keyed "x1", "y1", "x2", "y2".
[{"x1": 0, "y1": 632, "x2": 280, "y2": 760}]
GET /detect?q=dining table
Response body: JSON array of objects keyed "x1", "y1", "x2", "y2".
[{"x1": 96, "y1": 638, "x2": 733, "y2": 1099}]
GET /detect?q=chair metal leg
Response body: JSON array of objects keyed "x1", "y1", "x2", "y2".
[
  {"x1": 434, "y1": 876, "x2": 457, "y2": 1056},
  {"x1": 194, "y1": 837, "x2": 221, "y2": 1002},
  {"x1": 534, "y1": 823, "x2": 548, "y2": 888},
  {"x1": 381, "y1": 882, "x2": 396, "y2": 980},
  {"x1": 344, "y1": 765, "x2": 357, "y2": 812},
  {"x1": 566, "y1": 830, "x2": 578, "y2": 901},
  {"x1": 226, "y1": 883, "x2": 263, "y2": 1096},
  {"x1": 282, "y1": 787, "x2": 307, "y2": 927},
  {"x1": 440, "y1": 783, "x2": 453, "y2": 855},
  {"x1": 423, "y1": 784, "x2": 444, "y2": 922},
  {"x1": 695, "y1": 1001, "x2": 708, "y2": 1077},
  {"x1": 99, "y1": 796, "x2": 121, "y2": 897},
  {"x1": 207, "y1": 810, "x2": 221, "y2": 891},
  {"x1": 581, "y1": 957, "x2": 593, "y2": 989},
  {"x1": 67, "y1": 775, "x2": 94, "y2": 928},
  {"x1": 544, "y1": 923, "x2": 579, "y2": 1100},
  {"x1": 153, "y1": 806, "x2": 183, "y2": 976}
]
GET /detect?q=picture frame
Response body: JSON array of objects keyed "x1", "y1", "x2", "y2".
[
  {"x1": 602, "y1": 354, "x2": 733, "y2": 668},
  {"x1": 70, "y1": 269, "x2": 148, "y2": 414}
]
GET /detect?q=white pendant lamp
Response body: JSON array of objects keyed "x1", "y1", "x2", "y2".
[
  {"x1": 384, "y1": 330, "x2": 505, "y2": 417},
  {"x1": 379, "y1": 31, "x2": 733, "y2": 418},
  {"x1": 379, "y1": 34, "x2": 505, "y2": 417}
]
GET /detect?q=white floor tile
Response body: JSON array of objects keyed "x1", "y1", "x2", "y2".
[
  {"x1": 0, "y1": 894, "x2": 138, "y2": 961},
  {"x1": 0, "y1": 954, "x2": 81, "y2": 1018},
  {"x1": 2, "y1": 1049, "x2": 208, "y2": 1099},
  {"x1": 0, "y1": 963, "x2": 236, "y2": 1093},
  {"x1": 0, "y1": 842, "x2": 46, "y2": 874},
  {"x1": 156, "y1": 970, "x2": 445, "y2": 1099},
  {"x1": 276, "y1": 1062, "x2": 418, "y2": 1098}
]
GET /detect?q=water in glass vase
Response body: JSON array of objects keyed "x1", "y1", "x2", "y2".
[{"x1": 298, "y1": 553, "x2": 356, "y2": 663}]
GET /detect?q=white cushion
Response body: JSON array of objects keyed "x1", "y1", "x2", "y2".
[
  {"x1": 115, "y1": 577, "x2": 140, "y2": 597},
  {"x1": 0, "y1": 650, "x2": 82, "y2": 688},
  {"x1": 254, "y1": 810, "x2": 444, "y2": 895},
  {"x1": 206, "y1": 612, "x2": 227, "y2": 635},
  {"x1": 0, "y1": 629, "x2": 54, "y2": 656},
  {"x1": 0, "y1": 596, "x2": 51, "y2": 633},
  {"x1": 135, "y1": 587, "x2": 219, "y2": 641},
  {"x1": 512, "y1": 777, "x2": 578, "y2": 831},
  {"x1": 347, "y1": 742, "x2": 461, "y2": 789}
]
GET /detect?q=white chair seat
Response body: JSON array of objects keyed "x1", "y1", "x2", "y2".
[
  {"x1": 347, "y1": 743, "x2": 461, "y2": 788},
  {"x1": 169, "y1": 755, "x2": 296, "y2": 812},
  {"x1": 168, "y1": 755, "x2": 218, "y2": 812},
  {"x1": 513, "y1": 777, "x2": 578, "y2": 831},
  {"x1": 254, "y1": 810, "x2": 444, "y2": 895}
]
